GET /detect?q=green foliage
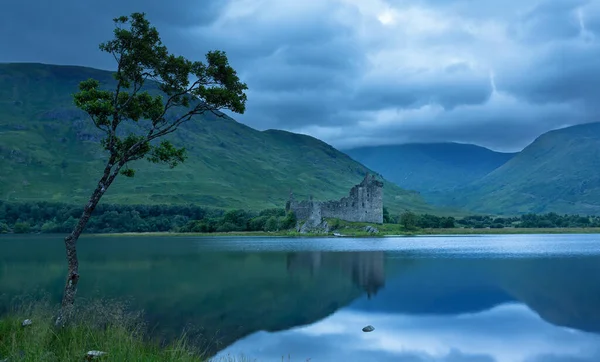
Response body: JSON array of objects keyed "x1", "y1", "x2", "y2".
[
  {"x1": 12, "y1": 222, "x2": 30, "y2": 234},
  {"x1": 0, "y1": 200, "x2": 216, "y2": 234},
  {"x1": 221, "y1": 209, "x2": 251, "y2": 231},
  {"x1": 382, "y1": 206, "x2": 391, "y2": 223},
  {"x1": 281, "y1": 211, "x2": 297, "y2": 230},
  {"x1": 382, "y1": 211, "x2": 600, "y2": 230},
  {"x1": 413, "y1": 214, "x2": 455, "y2": 228},
  {"x1": 5, "y1": 200, "x2": 599, "y2": 234},
  {"x1": 72, "y1": 11, "x2": 247, "y2": 192},
  {"x1": 248, "y1": 216, "x2": 268, "y2": 231},
  {"x1": 399, "y1": 211, "x2": 417, "y2": 230},
  {"x1": 264, "y1": 216, "x2": 279, "y2": 232},
  {"x1": 455, "y1": 213, "x2": 599, "y2": 229},
  {"x1": 147, "y1": 140, "x2": 187, "y2": 168}
]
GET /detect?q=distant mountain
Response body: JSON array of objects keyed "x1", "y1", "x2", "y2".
[
  {"x1": 0, "y1": 63, "x2": 433, "y2": 214},
  {"x1": 439, "y1": 122, "x2": 600, "y2": 215},
  {"x1": 345, "y1": 143, "x2": 515, "y2": 196}
]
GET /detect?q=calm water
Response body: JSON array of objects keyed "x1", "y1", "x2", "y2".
[{"x1": 2, "y1": 234, "x2": 600, "y2": 362}]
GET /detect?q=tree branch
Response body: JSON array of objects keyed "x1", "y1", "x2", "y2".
[{"x1": 89, "y1": 114, "x2": 110, "y2": 134}]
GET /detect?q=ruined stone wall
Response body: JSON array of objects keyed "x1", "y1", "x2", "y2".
[
  {"x1": 286, "y1": 174, "x2": 384, "y2": 224},
  {"x1": 286, "y1": 197, "x2": 317, "y2": 221}
]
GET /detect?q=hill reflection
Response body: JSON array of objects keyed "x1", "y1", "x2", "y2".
[{"x1": 2, "y1": 235, "x2": 600, "y2": 359}]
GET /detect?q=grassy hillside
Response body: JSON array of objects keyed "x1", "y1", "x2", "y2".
[
  {"x1": 0, "y1": 63, "x2": 433, "y2": 214},
  {"x1": 345, "y1": 143, "x2": 514, "y2": 198},
  {"x1": 436, "y1": 123, "x2": 600, "y2": 215}
]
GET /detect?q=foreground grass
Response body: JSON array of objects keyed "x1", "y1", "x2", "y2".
[
  {"x1": 0, "y1": 299, "x2": 205, "y2": 362},
  {"x1": 0, "y1": 299, "x2": 308, "y2": 362}
]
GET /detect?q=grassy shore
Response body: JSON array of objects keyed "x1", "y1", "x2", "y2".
[
  {"x1": 0, "y1": 298, "x2": 312, "y2": 362},
  {"x1": 85, "y1": 226, "x2": 600, "y2": 239},
  {"x1": 415, "y1": 227, "x2": 600, "y2": 235},
  {"x1": 0, "y1": 299, "x2": 209, "y2": 362}
]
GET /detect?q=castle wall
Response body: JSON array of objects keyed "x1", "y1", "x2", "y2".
[
  {"x1": 286, "y1": 200, "x2": 313, "y2": 221},
  {"x1": 286, "y1": 174, "x2": 384, "y2": 224}
]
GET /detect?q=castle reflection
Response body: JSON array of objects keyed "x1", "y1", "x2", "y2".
[{"x1": 286, "y1": 251, "x2": 385, "y2": 298}]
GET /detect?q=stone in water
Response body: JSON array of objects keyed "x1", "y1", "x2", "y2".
[
  {"x1": 362, "y1": 325, "x2": 375, "y2": 332},
  {"x1": 21, "y1": 319, "x2": 32, "y2": 327}
]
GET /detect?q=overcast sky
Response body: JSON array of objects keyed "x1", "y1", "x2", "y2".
[{"x1": 2, "y1": 0, "x2": 599, "y2": 151}]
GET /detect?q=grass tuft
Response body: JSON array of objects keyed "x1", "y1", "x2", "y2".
[{"x1": 0, "y1": 298, "x2": 203, "y2": 362}]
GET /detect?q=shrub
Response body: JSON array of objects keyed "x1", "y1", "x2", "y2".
[{"x1": 13, "y1": 222, "x2": 30, "y2": 234}]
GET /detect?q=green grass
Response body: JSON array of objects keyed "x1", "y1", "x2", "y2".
[
  {"x1": 0, "y1": 62, "x2": 438, "y2": 215},
  {"x1": 0, "y1": 298, "x2": 312, "y2": 362},
  {"x1": 84, "y1": 224, "x2": 600, "y2": 238},
  {"x1": 0, "y1": 299, "x2": 203, "y2": 362}
]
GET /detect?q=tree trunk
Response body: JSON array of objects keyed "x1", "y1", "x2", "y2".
[{"x1": 55, "y1": 159, "x2": 122, "y2": 327}]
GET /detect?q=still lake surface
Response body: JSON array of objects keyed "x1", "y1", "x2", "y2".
[{"x1": 2, "y1": 234, "x2": 600, "y2": 361}]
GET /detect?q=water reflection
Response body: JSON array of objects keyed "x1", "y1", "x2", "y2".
[
  {"x1": 219, "y1": 253, "x2": 600, "y2": 361},
  {"x1": 1, "y1": 235, "x2": 600, "y2": 361},
  {"x1": 217, "y1": 305, "x2": 600, "y2": 362},
  {"x1": 287, "y1": 251, "x2": 385, "y2": 299}
]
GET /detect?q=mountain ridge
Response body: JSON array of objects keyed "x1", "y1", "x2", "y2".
[
  {"x1": 346, "y1": 123, "x2": 600, "y2": 215},
  {"x1": 442, "y1": 122, "x2": 600, "y2": 215},
  {"x1": 345, "y1": 142, "x2": 515, "y2": 196},
  {"x1": 0, "y1": 62, "x2": 436, "y2": 214}
]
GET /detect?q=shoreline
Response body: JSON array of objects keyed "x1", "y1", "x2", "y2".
[{"x1": 78, "y1": 227, "x2": 600, "y2": 238}]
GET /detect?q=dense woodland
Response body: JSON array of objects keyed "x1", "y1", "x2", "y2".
[{"x1": 2, "y1": 201, "x2": 600, "y2": 234}]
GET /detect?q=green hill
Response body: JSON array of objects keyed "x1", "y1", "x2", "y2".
[
  {"x1": 0, "y1": 63, "x2": 433, "y2": 214},
  {"x1": 345, "y1": 143, "x2": 514, "y2": 197},
  {"x1": 436, "y1": 123, "x2": 600, "y2": 215}
]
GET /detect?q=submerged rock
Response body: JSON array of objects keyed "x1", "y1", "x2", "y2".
[
  {"x1": 362, "y1": 325, "x2": 375, "y2": 332},
  {"x1": 21, "y1": 319, "x2": 32, "y2": 327}
]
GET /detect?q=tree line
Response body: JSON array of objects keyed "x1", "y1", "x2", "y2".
[
  {"x1": 0, "y1": 201, "x2": 295, "y2": 234},
  {"x1": 2, "y1": 201, "x2": 600, "y2": 234},
  {"x1": 395, "y1": 210, "x2": 600, "y2": 229}
]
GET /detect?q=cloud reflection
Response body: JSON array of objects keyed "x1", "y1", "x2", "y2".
[{"x1": 214, "y1": 303, "x2": 600, "y2": 362}]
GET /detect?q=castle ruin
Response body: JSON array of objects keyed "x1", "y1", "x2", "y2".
[{"x1": 286, "y1": 173, "x2": 384, "y2": 227}]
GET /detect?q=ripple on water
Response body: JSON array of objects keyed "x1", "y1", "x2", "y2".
[{"x1": 193, "y1": 233, "x2": 600, "y2": 258}]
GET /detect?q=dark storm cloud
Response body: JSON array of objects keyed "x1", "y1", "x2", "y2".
[
  {"x1": 2, "y1": 0, "x2": 600, "y2": 150},
  {"x1": 500, "y1": 42, "x2": 600, "y2": 106},
  {"x1": 351, "y1": 65, "x2": 492, "y2": 111},
  {"x1": 0, "y1": 0, "x2": 226, "y2": 69}
]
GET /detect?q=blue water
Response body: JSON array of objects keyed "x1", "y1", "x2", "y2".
[{"x1": 2, "y1": 233, "x2": 600, "y2": 362}]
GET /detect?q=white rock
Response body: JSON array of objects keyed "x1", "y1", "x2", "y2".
[
  {"x1": 21, "y1": 319, "x2": 32, "y2": 327},
  {"x1": 86, "y1": 351, "x2": 107, "y2": 359}
]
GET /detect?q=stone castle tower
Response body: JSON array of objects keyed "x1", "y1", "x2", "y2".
[{"x1": 286, "y1": 173, "x2": 384, "y2": 224}]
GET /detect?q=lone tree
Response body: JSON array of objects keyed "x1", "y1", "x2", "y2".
[{"x1": 55, "y1": 12, "x2": 247, "y2": 325}]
